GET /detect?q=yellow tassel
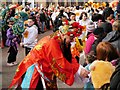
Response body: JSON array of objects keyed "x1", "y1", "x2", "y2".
[{"x1": 75, "y1": 37, "x2": 83, "y2": 53}]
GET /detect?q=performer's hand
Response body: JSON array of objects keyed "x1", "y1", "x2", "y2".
[
  {"x1": 80, "y1": 66, "x2": 89, "y2": 78},
  {"x1": 90, "y1": 66, "x2": 95, "y2": 71}
]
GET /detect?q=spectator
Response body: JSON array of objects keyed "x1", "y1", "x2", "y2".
[
  {"x1": 102, "y1": 2, "x2": 114, "y2": 20},
  {"x1": 69, "y1": 13, "x2": 76, "y2": 24},
  {"x1": 91, "y1": 13, "x2": 105, "y2": 28},
  {"x1": 20, "y1": 17, "x2": 38, "y2": 55},
  {"x1": 102, "y1": 20, "x2": 120, "y2": 56},
  {"x1": 40, "y1": 8, "x2": 46, "y2": 33},
  {"x1": 91, "y1": 27, "x2": 106, "y2": 55},
  {"x1": 84, "y1": 51, "x2": 96, "y2": 90},
  {"x1": 74, "y1": 6, "x2": 81, "y2": 22},
  {"x1": 79, "y1": 12, "x2": 91, "y2": 26},
  {"x1": 90, "y1": 42, "x2": 119, "y2": 89},
  {"x1": 6, "y1": 17, "x2": 20, "y2": 66},
  {"x1": 84, "y1": 21, "x2": 95, "y2": 55},
  {"x1": 99, "y1": 21, "x2": 113, "y2": 35},
  {"x1": 65, "y1": 7, "x2": 72, "y2": 20},
  {"x1": 51, "y1": 9, "x2": 59, "y2": 22},
  {"x1": 53, "y1": 9, "x2": 65, "y2": 32},
  {"x1": 110, "y1": 58, "x2": 120, "y2": 90}
]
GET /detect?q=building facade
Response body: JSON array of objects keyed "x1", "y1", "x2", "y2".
[{"x1": 1, "y1": 0, "x2": 113, "y2": 8}]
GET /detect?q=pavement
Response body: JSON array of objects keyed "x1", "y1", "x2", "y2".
[{"x1": 1, "y1": 29, "x2": 84, "y2": 89}]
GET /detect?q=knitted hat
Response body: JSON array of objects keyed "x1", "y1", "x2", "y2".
[
  {"x1": 90, "y1": 61, "x2": 115, "y2": 88},
  {"x1": 86, "y1": 21, "x2": 95, "y2": 32}
]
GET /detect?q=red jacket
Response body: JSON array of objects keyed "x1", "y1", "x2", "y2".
[{"x1": 9, "y1": 35, "x2": 79, "y2": 89}]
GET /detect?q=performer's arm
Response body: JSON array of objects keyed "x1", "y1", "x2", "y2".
[
  {"x1": 76, "y1": 65, "x2": 89, "y2": 78},
  {"x1": 48, "y1": 39, "x2": 89, "y2": 85}
]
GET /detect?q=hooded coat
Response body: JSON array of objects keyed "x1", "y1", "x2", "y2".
[{"x1": 102, "y1": 30, "x2": 120, "y2": 55}]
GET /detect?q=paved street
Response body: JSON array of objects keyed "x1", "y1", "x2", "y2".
[{"x1": 1, "y1": 30, "x2": 84, "y2": 89}]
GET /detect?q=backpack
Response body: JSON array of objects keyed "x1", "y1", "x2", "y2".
[{"x1": 110, "y1": 59, "x2": 120, "y2": 90}]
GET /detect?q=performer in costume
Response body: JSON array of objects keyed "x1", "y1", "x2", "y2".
[{"x1": 9, "y1": 25, "x2": 89, "y2": 89}]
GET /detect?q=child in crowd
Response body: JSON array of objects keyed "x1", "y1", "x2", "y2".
[
  {"x1": 6, "y1": 17, "x2": 20, "y2": 66},
  {"x1": 84, "y1": 51, "x2": 96, "y2": 90},
  {"x1": 20, "y1": 17, "x2": 38, "y2": 55}
]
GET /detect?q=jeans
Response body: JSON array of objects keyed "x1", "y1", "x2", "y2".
[{"x1": 41, "y1": 22, "x2": 45, "y2": 32}]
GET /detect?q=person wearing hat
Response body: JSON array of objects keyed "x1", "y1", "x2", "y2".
[
  {"x1": 86, "y1": 21, "x2": 95, "y2": 36},
  {"x1": 5, "y1": 17, "x2": 20, "y2": 66},
  {"x1": 90, "y1": 42, "x2": 119, "y2": 89},
  {"x1": 9, "y1": 25, "x2": 89, "y2": 89},
  {"x1": 84, "y1": 21, "x2": 95, "y2": 55}
]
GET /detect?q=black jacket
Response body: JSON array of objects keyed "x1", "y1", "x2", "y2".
[
  {"x1": 110, "y1": 59, "x2": 120, "y2": 90},
  {"x1": 103, "y1": 7, "x2": 114, "y2": 20},
  {"x1": 40, "y1": 12, "x2": 46, "y2": 22}
]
